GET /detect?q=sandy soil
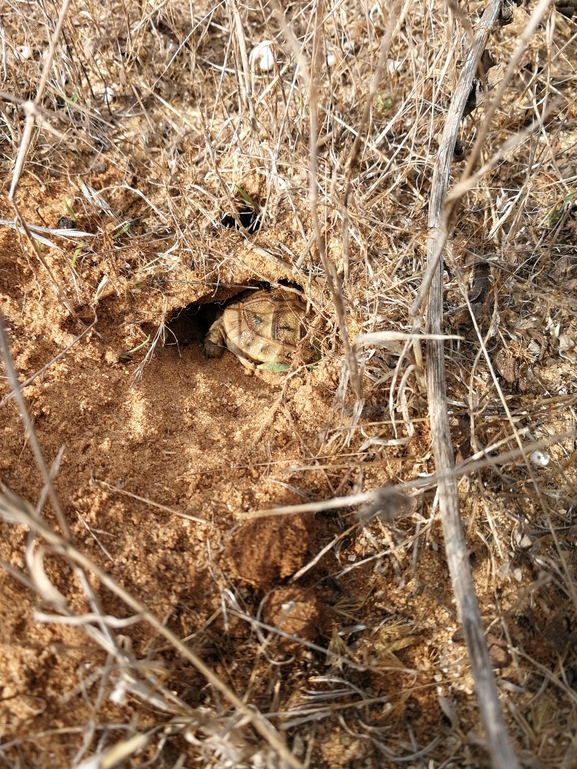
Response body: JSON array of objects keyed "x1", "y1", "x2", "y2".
[{"x1": 0, "y1": 174, "x2": 458, "y2": 766}]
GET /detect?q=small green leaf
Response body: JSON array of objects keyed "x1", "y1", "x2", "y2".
[
  {"x1": 62, "y1": 198, "x2": 78, "y2": 222},
  {"x1": 235, "y1": 185, "x2": 259, "y2": 213},
  {"x1": 256, "y1": 361, "x2": 290, "y2": 372},
  {"x1": 70, "y1": 241, "x2": 85, "y2": 268},
  {"x1": 547, "y1": 190, "x2": 577, "y2": 227},
  {"x1": 112, "y1": 221, "x2": 131, "y2": 239},
  {"x1": 125, "y1": 335, "x2": 151, "y2": 355},
  {"x1": 117, "y1": 335, "x2": 151, "y2": 363},
  {"x1": 375, "y1": 90, "x2": 394, "y2": 113}
]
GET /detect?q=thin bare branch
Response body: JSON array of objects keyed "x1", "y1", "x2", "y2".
[{"x1": 421, "y1": 0, "x2": 521, "y2": 766}]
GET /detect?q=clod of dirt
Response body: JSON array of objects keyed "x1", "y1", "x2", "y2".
[
  {"x1": 263, "y1": 584, "x2": 328, "y2": 648},
  {"x1": 222, "y1": 514, "x2": 315, "y2": 589},
  {"x1": 487, "y1": 635, "x2": 512, "y2": 669}
]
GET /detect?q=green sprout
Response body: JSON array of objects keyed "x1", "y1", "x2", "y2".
[
  {"x1": 235, "y1": 185, "x2": 259, "y2": 214},
  {"x1": 70, "y1": 242, "x2": 85, "y2": 268},
  {"x1": 547, "y1": 190, "x2": 577, "y2": 227},
  {"x1": 62, "y1": 198, "x2": 78, "y2": 222},
  {"x1": 117, "y1": 335, "x2": 151, "y2": 363},
  {"x1": 112, "y1": 221, "x2": 131, "y2": 239},
  {"x1": 295, "y1": 92, "x2": 309, "y2": 114},
  {"x1": 375, "y1": 90, "x2": 394, "y2": 113}
]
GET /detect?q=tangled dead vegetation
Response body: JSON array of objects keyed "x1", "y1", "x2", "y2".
[{"x1": 1, "y1": 0, "x2": 577, "y2": 767}]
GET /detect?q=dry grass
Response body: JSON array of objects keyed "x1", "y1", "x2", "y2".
[{"x1": 1, "y1": 0, "x2": 577, "y2": 766}]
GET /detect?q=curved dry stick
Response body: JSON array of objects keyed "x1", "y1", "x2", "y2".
[{"x1": 422, "y1": 2, "x2": 520, "y2": 768}]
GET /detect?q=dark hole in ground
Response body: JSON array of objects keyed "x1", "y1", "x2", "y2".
[
  {"x1": 165, "y1": 283, "x2": 262, "y2": 349},
  {"x1": 164, "y1": 302, "x2": 219, "y2": 348},
  {"x1": 220, "y1": 205, "x2": 260, "y2": 233}
]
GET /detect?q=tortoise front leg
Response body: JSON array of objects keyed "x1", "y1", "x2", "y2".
[{"x1": 204, "y1": 317, "x2": 226, "y2": 358}]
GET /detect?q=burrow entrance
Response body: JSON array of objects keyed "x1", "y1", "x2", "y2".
[{"x1": 164, "y1": 280, "x2": 304, "y2": 352}]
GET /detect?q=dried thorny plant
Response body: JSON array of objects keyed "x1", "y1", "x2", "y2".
[{"x1": 2, "y1": 0, "x2": 577, "y2": 767}]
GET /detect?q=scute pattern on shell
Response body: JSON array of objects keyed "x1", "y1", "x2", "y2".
[{"x1": 204, "y1": 288, "x2": 307, "y2": 369}]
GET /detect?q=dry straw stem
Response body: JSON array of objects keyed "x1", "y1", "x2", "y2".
[
  {"x1": 340, "y1": 0, "x2": 402, "y2": 280},
  {"x1": 243, "y1": 425, "x2": 575, "y2": 519},
  {"x1": 95, "y1": 478, "x2": 214, "y2": 527},
  {"x1": 421, "y1": 1, "x2": 524, "y2": 767},
  {"x1": 228, "y1": 0, "x2": 256, "y2": 128},
  {"x1": 271, "y1": 0, "x2": 363, "y2": 399},
  {"x1": 0, "y1": 313, "x2": 71, "y2": 540},
  {"x1": 7, "y1": 0, "x2": 75, "y2": 313}
]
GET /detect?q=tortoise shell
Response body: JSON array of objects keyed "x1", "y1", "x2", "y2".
[{"x1": 204, "y1": 288, "x2": 307, "y2": 370}]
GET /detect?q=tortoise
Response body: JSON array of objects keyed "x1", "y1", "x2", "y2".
[{"x1": 204, "y1": 287, "x2": 307, "y2": 370}]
